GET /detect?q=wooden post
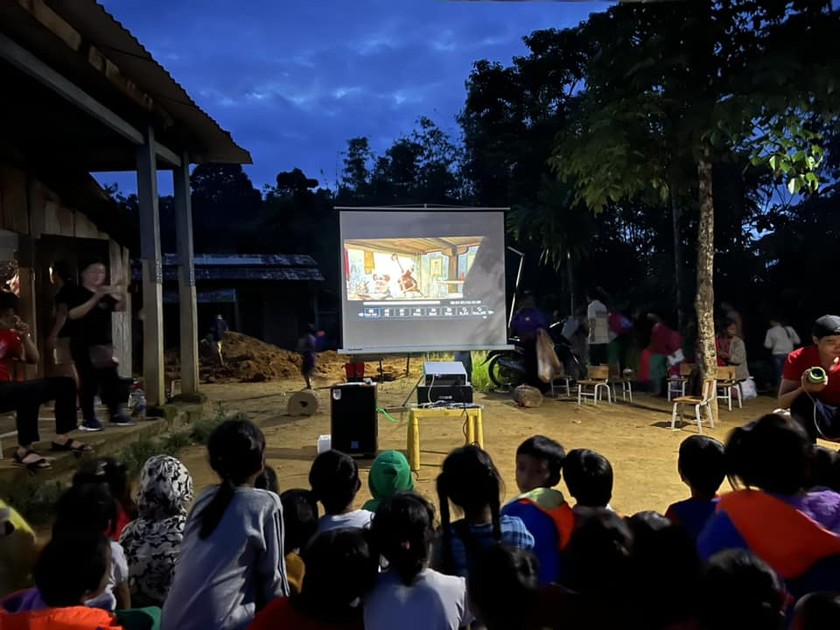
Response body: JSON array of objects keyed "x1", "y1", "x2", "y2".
[
  {"x1": 173, "y1": 154, "x2": 199, "y2": 395},
  {"x1": 136, "y1": 127, "x2": 165, "y2": 406}
]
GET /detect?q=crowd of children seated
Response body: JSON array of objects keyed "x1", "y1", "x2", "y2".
[{"x1": 4, "y1": 410, "x2": 840, "y2": 629}]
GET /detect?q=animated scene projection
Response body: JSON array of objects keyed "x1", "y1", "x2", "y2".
[{"x1": 344, "y1": 237, "x2": 482, "y2": 302}]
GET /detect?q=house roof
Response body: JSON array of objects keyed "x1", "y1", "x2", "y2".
[
  {"x1": 133, "y1": 253, "x2": 325, "y2": 283},
  {"x1": 0, "y1": 0, "x2": 250, "y2": 168}
]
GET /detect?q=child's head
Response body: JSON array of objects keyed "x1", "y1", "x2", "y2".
[
  {"x1": 73, "y1": 456, "x2": 134, "y2": 515},
  {"x1": 792, "y1": 592, "x2": 840, "y2": 630},
  {"x1": 255, "y1": 466, "x2": 280, "y2": 494},
  {"x1": 296, "y1": 528, "x2": 379, "y2": 622},
  {"x1": 467, "y1": 545, "x2": 539, "y2": 630},
  {"x1": 199, "y1": 419, "x2": 266, "y2": 539},
  {"x1": 515, "y1": 435, "x2": 565, "y2": 494},
  {"x1": 280, "y1": 489, "x2": 319, "y2": 552},
  {"x1": 34, "y1": 535, "x2": 111, "y2": 606},
  {"x1": 137, "y1": 455, "x2": 194, "y2": 521},
  {"x1": 699, "y1": 549, "x2": 785, "y2": 630},
  {"x1": 366, "y1": 450, "x2": 414, "y2": 512},
  {"x1": 725, "y1": 413, "x2": 811, "y2": 495},
  {"x1": 678, "y1": 435, "x2": 725, "y2": 499},
  {"x1": 563, "y1": 449, "x2": 613, "y2": 508},
  {"x1": 53, "y1": 483, "x2": 117, "y2": 540},
  {"x1": 807, "y1": 447, "x2": 838, "y2": 491},
  {"x1": 437, "y1": 445, "x2": 503, "y2": 574},
  {"x1": 565, "y1": 508, "x2": 633, "y2": 598},
  {"x1": 309, "y1": 449, "x2": 361, "y2": 515},
  {"x1": 626, "y1": 511, "x2": 702, "y2": 627},
  {"x1": 370, "y1": 492, "x2": 435, "y2": 586}
]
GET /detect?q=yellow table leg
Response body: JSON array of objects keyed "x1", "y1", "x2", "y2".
[
  {"x1": 475, "y1": 409, "x2": 484, "y2": 448},
  {"x1": 408, "y1": 410, "x2": 421, "y2": 471},
  {"x1": 465, "y1": 413, "x2": 475, "y2": 444}
]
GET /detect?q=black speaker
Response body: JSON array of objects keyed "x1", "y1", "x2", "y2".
[{"x1": 330, "y1": 383, "x2": 378, "y2": 457}]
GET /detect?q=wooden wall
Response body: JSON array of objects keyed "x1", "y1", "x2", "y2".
[{"x1": 0, "y1": 164, "x2": 132, "y2": 378}]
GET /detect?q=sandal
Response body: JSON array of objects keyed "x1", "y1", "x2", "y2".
[
  {"x1": 51, "y1": 439, "x2": 93, "y2": 455},
  {"x1": 12, "y1": 450, "x2": 52, "y2": 471}
]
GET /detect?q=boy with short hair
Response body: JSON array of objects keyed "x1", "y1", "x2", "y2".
[
  {"x1": 664, "y1": 435, "x2": 725, "y2": 542},
  {"x1": 564, "y1": 448, "x2": 614, "y2": 511},
  {"x1": 0, "y1": 534, "x2": 123, "y2": 629},
  {"x1": 501, "y1": 435, "x2": 573, "y2": 585}
]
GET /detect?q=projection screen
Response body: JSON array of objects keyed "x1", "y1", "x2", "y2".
[{"x1": 338, "y1": 208, "x2": 509, "y2": 354}]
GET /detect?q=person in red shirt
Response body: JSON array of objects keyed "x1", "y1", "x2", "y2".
[
  {"x1": 0, "y1": 291, "x2": 90, "y2": 471},
  {"x1": 779, "y1": 314, "x2": 840, "y2": 442}
]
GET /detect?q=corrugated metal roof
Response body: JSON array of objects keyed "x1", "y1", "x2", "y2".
[
  {"x1": 42, "y1": 0, "x2": 251, "y2": 164},
  {"x1": 161, "y1": 254, "x2": 319, "y2": 268}
]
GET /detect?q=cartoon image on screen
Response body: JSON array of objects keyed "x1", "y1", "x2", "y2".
[{"x1": 344, "y1": 237, "x2": 483, "y2": 301}]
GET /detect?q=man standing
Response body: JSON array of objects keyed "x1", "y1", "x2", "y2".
[
  {"x1": 586, "y1": 290, "x2": 610, "y2": 365},
  {"x1": 210, "y1": 314, "x2": 228, "y2": 368}
]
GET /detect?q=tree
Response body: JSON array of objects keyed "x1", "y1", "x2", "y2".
[
  {"x1": 550, "y1": 0, "x2": 840, "y2": 412},
  {"x1": 190, "y1": 164, "x2": 262, "y2": 252}
]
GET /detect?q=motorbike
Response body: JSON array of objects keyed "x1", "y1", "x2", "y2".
[{"x1": 483, "y1": 322, "x2": 586, "y2": 390}]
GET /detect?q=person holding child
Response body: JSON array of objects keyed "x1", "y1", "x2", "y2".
[{"x1": 162, "y1": 419, "x2": 289, "y2": 630}]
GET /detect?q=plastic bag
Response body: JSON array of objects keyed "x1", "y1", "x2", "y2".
[
  {"x1": 536, "y1": 328, "x2": 562, "y2": 383},
  {"x1": 740, "y1": 377, "x2": 758, "y2": 400}
]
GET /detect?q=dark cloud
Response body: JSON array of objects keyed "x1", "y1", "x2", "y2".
[{"x1": 99, "y1": 0, "x2": 608, "y2": 191}]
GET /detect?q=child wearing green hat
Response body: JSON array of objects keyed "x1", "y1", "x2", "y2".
[{"x1": 363, "y1": 451, "x2": 414, "y2": 512}]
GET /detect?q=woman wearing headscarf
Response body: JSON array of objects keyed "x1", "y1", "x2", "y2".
[{"x1": 119, "y1": 455, "x2": 194, "y2": 608}]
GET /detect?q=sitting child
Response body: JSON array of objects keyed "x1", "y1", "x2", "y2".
[
  {"x1": 255, "y1": 466, "x2": 280, "y2": 494},
  {"x1": 309, "y1": 450, "x2": 373, "y2": 532},
  {"x1": 792, "y1": 592, "x2": 840, "y2": 630},
  {"x1": 119, "y1": 455, "x2": 194, "y2": 608},
  {"x1": 436, "y1": 445, "x2": 534, "y2": 578},
  {"x1": 563, "y1": 449, "x2": 614, "y2": 511},
  {"x1": 365, "y1": 492, "x2": 470, "y2": 630},
  {"x1": 162, "y1": 419, "x2": 289, "y2": 630},
  {"x1": 52, "y1": 483, "x2": 131, "y2": 611},
  {"x1": 466, "y1": 545, "x2": 539, "y2": 630},
  {"x1": 249, "y1": 528, "x2": 379, "y2": 629},
  {"x1": 698, "y1": 414, "x2": 840, "y2": 589},
  {"x1": 361, "y1": 450, "x2": 414, "y2": 513},
  {"x1": 74, "y1": 457, "x2": 138, "y2": 540},
  {"x1": 501, "y1": 435, "x2": 572, "y2": 585},
  {"x1": 280, "y1": 489, "x2": 319, "y2": 593},
  {"x1": 1, "y1": 534, "x2": 122, "y2": 629},
  {"x1": 664, "y1": 435, "x2": 725, "y2": 542},
  {"x1": 698, "y1": 549, "x2": 785, "y2": 630}
]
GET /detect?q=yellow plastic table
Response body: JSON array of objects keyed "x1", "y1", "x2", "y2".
[{"x1": 407, "y1": 406, "x2": 484, "y2": 472}]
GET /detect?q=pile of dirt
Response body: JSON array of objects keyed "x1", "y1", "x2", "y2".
[{"x1": 165, "y1": 332, "x2": 420, "y2": 384}]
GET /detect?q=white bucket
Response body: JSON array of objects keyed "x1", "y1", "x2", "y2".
[{"x1": 317, "y1": 434, "x2": 332, "y2": 454}]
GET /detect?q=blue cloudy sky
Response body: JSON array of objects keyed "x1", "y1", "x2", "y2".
[{"x1": 99, "y1": 0, "x2": 610, "y2": 192}]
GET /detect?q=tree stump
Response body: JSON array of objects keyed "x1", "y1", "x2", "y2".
[
  {"x1": 512, "y1": 385, "x2": 543, "y2": 408},
  {"x1": 288, "y1": 390, "x2": 318, "y2": 416}
]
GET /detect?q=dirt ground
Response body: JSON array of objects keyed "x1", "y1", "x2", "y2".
[{"x1": 178, "y1": 374, "x2": 779, "y2": 516}]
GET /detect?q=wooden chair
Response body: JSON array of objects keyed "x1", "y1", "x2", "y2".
[
  {"x1": 577, "y1": 365, "x2": 612, "y2": 406},
  {"x1": 716, "y1": 366, "x2": 743, "y2": 411},
  {"x1": 667, "y1": 363, "x2": 695, "y2": 401},
  {"x1": 550, "y1": 372, "x2": 573, "y2": 397},
  {"x1": 671, "y1": 379, "x2": 716, "y2": 434},
  {"x1": 608, "y1": 364, "x2": 634, "y2": 403}
]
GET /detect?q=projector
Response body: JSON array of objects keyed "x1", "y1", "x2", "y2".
[{"x1": 423, "y1": 362, "x2": 468, "y2": 387}]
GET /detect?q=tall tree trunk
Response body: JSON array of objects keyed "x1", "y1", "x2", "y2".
[
  {"x1": 671, "y1": 195, "x2": 684, "y2": 331},
  {"x1": 695, "y1": 153, "x2": 718, "y2": 419}
]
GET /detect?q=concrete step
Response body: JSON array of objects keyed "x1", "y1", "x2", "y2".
[{"x1": 0, "y1": 403, "x2": 206, "y2": 494}]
